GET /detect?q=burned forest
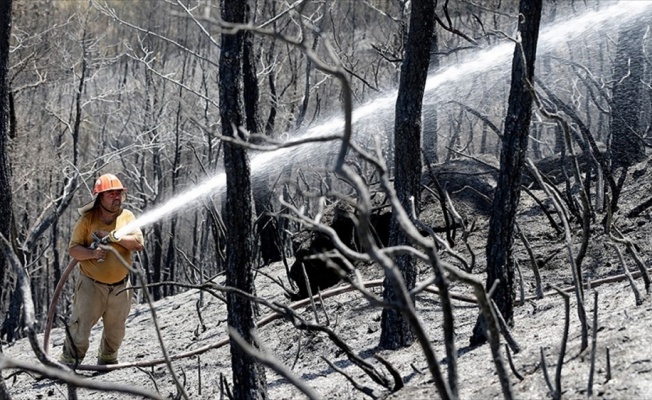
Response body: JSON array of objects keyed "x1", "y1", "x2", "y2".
[{"x1": 2, "y1": 1, "x2": 652, "y2": 399}]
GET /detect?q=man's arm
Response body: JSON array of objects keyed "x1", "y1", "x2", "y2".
[
  {"x1": 69, "y1": 244, "x2": 107, "y2": 261},
  {"x1": 111, "y1": 233, "x2": 144, "y2": 251},
  {"x1": 96, "y1": 229, "x2": 144, "y2": 251}
]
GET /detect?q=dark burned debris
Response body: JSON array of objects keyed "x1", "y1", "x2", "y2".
[{"x1": 289, "y1": 201, "x2": 391, "y2": 300}]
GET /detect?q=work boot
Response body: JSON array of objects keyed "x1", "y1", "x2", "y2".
[
  {"x1": 58, "y1": 354, "x2": 80, "y2": 368},
  {"x1": 97, "y1": 348, "x2": 119, "y2": 365},
  {"x1": 97, "y1": 357, "x2": 118, "y2": 366}
]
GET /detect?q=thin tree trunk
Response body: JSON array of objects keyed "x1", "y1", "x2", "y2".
[
  {"x1": 609, "y1": 17, "x2": 647, "y2": 210},
  {"x1": 0, "y1": 5, "x2": 13, "y2": 379},
  {"x1": 220, "y1": 0, "x2": 267, "y2": 397},
  {"x1": 379, "y1": 0, "x2": 435, "y2": 350},
  {"x1": 471, "y1": 0, "x2": 543, "y2": 346}
]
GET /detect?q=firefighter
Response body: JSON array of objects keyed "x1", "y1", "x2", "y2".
[{"x1": 60, "y1": 173, "x2": 144, "y2": 366}]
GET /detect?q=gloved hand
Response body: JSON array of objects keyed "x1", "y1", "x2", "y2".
[{"x1": 107, "y1": 230, "x2": 120, "y2": 243}]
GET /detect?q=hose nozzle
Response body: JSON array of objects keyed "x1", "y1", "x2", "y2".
[
  {"x1": 107, "y1": 230, "x2": 120, "y2": 243},
  {"x1": 91, "y1": 233, "x2": 107, "y2": 262}
]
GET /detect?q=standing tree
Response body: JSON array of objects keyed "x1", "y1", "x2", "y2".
[
  {"x1": 0, "y1": 0, "x2": 12, "y2": 396},
  {"x1": 423, "y1": 23, "x2": 439, "y2": 164},
  {"x1": 471, "y1": 0, "x2": 543, "y2": 345},
  {"x1": 379, "y1": 0, "x2": 435, "y2": 350},
  {"x1": 220, "y1": 0, "x2": 267, "y2": 397},
  {"x1": 609, "y1": 18, "x2": 647, "y2": 210},
  {"x1": 243, "y1": 4, "x2": 280, "y2": 266}
]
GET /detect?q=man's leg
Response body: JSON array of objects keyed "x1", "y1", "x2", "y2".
[
  {"x1": 98, "y1": 279, "x2": 132, "y2": 364},
  {"x1": 61, "y1": 274, "x2": 106, "y2": 365}
]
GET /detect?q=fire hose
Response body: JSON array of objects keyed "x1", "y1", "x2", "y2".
[{"x1": 43, "y1": 233, "x2": 109, "y2": 354}]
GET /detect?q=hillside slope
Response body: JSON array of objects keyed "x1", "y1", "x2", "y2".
[{"x1": 4, "y1": 157, "x2": 652, "y2": 399}]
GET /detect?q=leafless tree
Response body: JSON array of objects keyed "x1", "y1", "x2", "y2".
[
  {"x1": 471, "y1": 0, "x2": 543, "y2": 345},
  {"x1": 220, "y1": 0, "x2": 267, "y2": 397},
  {"x1": 3, "y1": 2, "x2": 652, "y2": 398},
  {"x1": 0, "y1": 0, "x2": 12, "y2": 396},
  {"x1": 379, "y1": 0, "x2": 435, "y2": 351},
  {"x1": 609, "y1": 15, "x2": 648, "y2": 210}
]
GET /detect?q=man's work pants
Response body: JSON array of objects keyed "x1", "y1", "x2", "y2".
[{"x1": 61, "y1": 272, "x2": 131, "y2": 364}]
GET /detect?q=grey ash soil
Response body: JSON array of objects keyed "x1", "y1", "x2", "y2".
[{"x1": 4, "y1": 161, "x2": 652, "y2": 399}]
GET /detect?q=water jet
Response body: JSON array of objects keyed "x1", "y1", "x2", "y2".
[{"x1": 115, "y1": 1, "x2": 652, "y2": 239}]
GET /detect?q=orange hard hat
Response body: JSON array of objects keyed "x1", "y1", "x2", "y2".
[
  {"x1": 92, "y1": 174, "x2": 125, "y2": 195},
  {"x1": 78, "y1": 173, "x2": 126, "y2": 214}
]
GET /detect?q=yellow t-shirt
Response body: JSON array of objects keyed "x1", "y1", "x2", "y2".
[{"x1": 68, "y1": 208, "x2": 144, "y2": 284}]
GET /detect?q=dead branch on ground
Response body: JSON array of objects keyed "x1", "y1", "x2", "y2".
[
  {"x1": 521, "y1": 186, "x2": 562, "y2": 233},
  {"x1": 321, "y1": 356, "x2": 380, "y2": 399},
  {"x1": 606, "y1": 243, "x2": 643, "y2": 305},
  {"x1": 626, "y1": 195, "x2": 652, "y2": 218},
  {"x1": 610, "y1": 226, "x2": 651, "y2": 292}
]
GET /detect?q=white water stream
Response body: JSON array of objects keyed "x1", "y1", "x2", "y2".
[{"x1": 115, "y1": 1, "x2": 652, "y2": 238}]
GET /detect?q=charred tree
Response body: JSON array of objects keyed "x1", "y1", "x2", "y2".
[
  {"x1": 609, "y1": 17, "x2": 647, "y2": 210},
  {"x1": 151, "y1": 221, "x2": 164, "y2": 301},
  {"x1": 220, "y1": 0, "x2": 267, "y2": 397},
  {"x1": 243, "y1": 5, "x2": 281, "y2": 266},
  {"x1": 471, "y1": 0, "x2": 543, "y2": 346},
  {"x1": 0, "y1": 0, "x2": 12, "y2": 396},
  {"x1": 379, "y1": 0, "x2": 435, "y2": 350},
  {"x1": 423, "y1": 24, "x2": 440, "y2": 164}
]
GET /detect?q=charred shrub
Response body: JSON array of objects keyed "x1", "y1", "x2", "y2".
[{"x1": 289, "y1": 200, "x2": 391, "y2": 300}]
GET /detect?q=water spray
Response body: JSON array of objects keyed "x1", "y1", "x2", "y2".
[{"x1": 113, "y1": 1, "x2": 652, "y2": 239}]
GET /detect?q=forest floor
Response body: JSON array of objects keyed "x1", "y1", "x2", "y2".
[{"x1": 3, "y1": 155, "x2": 652, "y2": 400}]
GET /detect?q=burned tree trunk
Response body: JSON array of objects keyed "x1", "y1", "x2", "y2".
[
  {"x1": 220, "y1": 0, "x2": 267, "y2": 398},
  {"x1": 379, "y1": 0, "x2": 435, "y2": 350},
  {"x1": 471, "y1": 0, "x2": 543, "y2": 345},
  {"x1": 242, "y1": 3, "x2": 283, "y2": 266},
  {"x1": 0, "y1": 1, "x2": 12, "y2": 397},
  {"x1": 609, "y1": 17, "x2": 647, "y2": 210}
]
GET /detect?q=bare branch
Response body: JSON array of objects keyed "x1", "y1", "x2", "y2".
[{"x1": 228, "y1": 327, "x2": 324, "y2": 400}]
